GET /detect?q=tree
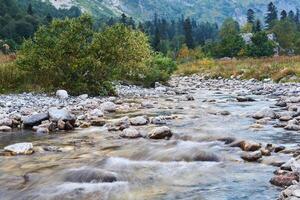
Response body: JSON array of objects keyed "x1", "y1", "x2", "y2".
[
  {"x1": 27, "y1": 3, "x2": 33, "y2": 15},
  {"x1": 265, "y1": 2, "x2": 278, "y2": 29},
  {"x1": 245, "y1": 31, "x2": 275, "y2": 57},
  {"x1": 254, "y1": 19, "x2": 262, "y2": 32},
  {"x1": 295, "y1": 9, "x2": 300, "y2": 24},
  {"x1": 120, "y1": 13, "x2": 127, "y2": 25},
  {"x1": 17, "y1": 15, "x2": 99, "y2": 95},
  {"x1": 153, "y1": 26, "x2": 161, "y2": 51},
  {"x1": 219, "y1": 18, "x2": 240, "y2": 39},
  {"x1": 272, "y1": 19, "x2": 297, "y2": 53},
  {"x1": 280, "y1": 10, "x2": 287, "y2": 20},
  {"x1": 91, "y1": 24, "x2": 152, "y2": 83},
  {"x1": 247, "y1": 9, "x2": 255, "y2": 24},
  {"x1": 288, "y1": 10, "x2": 295, "y2": 21},
  {"x1": 183, "y1": 18, "x2": 194, "y2": 49}
]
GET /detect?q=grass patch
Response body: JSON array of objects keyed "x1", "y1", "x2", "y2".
[{"x1": 175, "y1": 56, "x2": 300, "y2": 82}]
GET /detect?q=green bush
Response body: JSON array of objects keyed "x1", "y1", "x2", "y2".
[
  {"x1": 16, "y1": 15, "x2": 175, "y2": 95},
  {"x1": 142, "y1": 53, "x2": 177, "y2": 87}
]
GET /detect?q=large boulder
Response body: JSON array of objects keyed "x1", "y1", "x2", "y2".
[
  {"x1": 120, "y1": 127, "x2": 142, "y2": 139},
  {"x1": 130, "y1": 116, "x2": 148, "y2": 126},
  {"x1": 56, "y1": 90, "x2": 68, "y2": 99},
  {"x1": 4, "y1": 143, "x2": 34, "y2": 155},
  {"x1": 22, "y1": 113, "x2": 49, "y2": 127},
  {"x1": 48, "y1": 107, "x2": 75, "y2": 122},
  {"x1": 148, "y1": 126, "x2": 172, "y2": 139},
  {"x1": 100, "y1": 102, "x2": 116, "y2": 112}
]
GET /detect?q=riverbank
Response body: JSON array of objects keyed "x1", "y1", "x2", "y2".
[{"x1": 1, "y1": 75, "x2": 300, "y2": 199}]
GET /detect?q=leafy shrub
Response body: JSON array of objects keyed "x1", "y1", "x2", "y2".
[
  {"x1": 15, "y1": 16, "x2": 175, "y2": 95},
  {"x1": 142, "y1": 53, "x2": 177, "y2": 86}
]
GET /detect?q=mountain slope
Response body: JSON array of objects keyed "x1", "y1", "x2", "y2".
[{"x1": 47, "y1": 0, "x2": 300, "y2": 23}]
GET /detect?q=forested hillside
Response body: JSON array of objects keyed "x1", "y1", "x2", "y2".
[{"x1": 0, "y1": 0, "x2": 81, "y2": 49}]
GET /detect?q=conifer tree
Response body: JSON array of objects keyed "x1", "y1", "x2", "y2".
[
  {"x1": 247, "y1": 9, "x2": 255, "y2": 24},
  {"x1": 184, "y1": 18, "x2": 194, "y2": 49},
  {"x1": 265, "y1": 2, "x2": 278, "y2": 29}
]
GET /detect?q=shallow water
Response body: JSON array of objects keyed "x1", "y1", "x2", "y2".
[{"x1": 0, "y1": 87, "x2": 296, "y2": 200}]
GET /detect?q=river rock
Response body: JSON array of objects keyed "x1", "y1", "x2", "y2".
[
  {"x1": 0, "y1": 125, "x2": 12, "y2": 132},
  {"x1": 89, "y1": 109, "x2": 104, "y2": 117},
  {"x1": 56, "y1": 90, "x2": 68, "y2": 99},
  {"x1": 148, "y1": 126, "x2": 172, "y2": 139},
  {"x1": 23, "y1": 113, "x2": 49, "y2": 127},
  {"x1": 236, "y1": 96, "x2": 255, "y2": 102},
  {"x1": 230, "y1": 140, "x2": 261, "y2": 152},
  {"x1": 141, "y1": 101, "x2": 154, "y2": 108},
  {"x1": 120, "y1": 127, "x2": 142, "y2": 138},
  {"x1": 100, "y1": 102, "x2": 116, "y2": 112},
  {"x1": 241, "y1": 151, "x2": 262, "y2": 162},
  {"x1": 91, "y1": 118, "x2": 106, "y2": 127},
  {"x1": 36, "y1": 127, "x2": 49, "y2": 134},
  {"x1": 285, "y1": 120, "x2": 300, "y2": 131},
  {"x1": 253, "y1": 108, "x2": 276, "y2": 119},
  {"x1": 151, "y1": 116, "x2": 167, "y2": 125},
  {"x1": 0, "y1": 118, "x2": 13, "y2": 127},
  {"x1": 48, "y1": 107, "x2": 75, "y2": 122},
  {"x1": 270, "y1": 172, "x2": 299, "y2": 187},
  {"x1": 130, "y1": 116, "x2": 148, "y2": 126},
  {"x1": 4, "y1": 143, "x2": 34, "y2": 155}
]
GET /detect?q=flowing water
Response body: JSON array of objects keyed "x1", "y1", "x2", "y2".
[{"x1": 0, "y1": 88, "x2": 297, "y2": 200}]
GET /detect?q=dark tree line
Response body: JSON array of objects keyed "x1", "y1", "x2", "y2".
[
  {"x1": 0, "y1": 0, "x2": 81, "y2": 49},
  {"x1": 105, "y1": 13, "x2": 218, "y2": 55}
]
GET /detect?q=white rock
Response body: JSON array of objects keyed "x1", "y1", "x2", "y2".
[
  {"x1": 0, "y1": 125, "x2": 12, "y2": 132},
  {"x1": 89, "y1": 109, "x2": 104, "y2": 117},
  {"x1": 56, "y1": 90, "x2": 68, "y2": 99},
  {"x1": 100, "y1": 102, "x2": 116, "y2": 112},
  {"x1": 130, "y1": 116, "x2": 148, "y2": 126},
  {"x1": 48, "y1": 107, "x2": 74, "y2": 121},
  {"x1": 4, "y1": 143, "x2": 33, "y2": 155},
  {"x1": 148, "y1": 126, "x2": 172, "y2": 139},
  {"x1": 120, "y1": 127, "x2": 142, "y2": 138}
]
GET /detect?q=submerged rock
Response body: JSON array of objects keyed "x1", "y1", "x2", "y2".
[
  {"x1": 148, "y1": 126, "x2": 172, "y2": 139},
  {"x1": 236, "y1": 96, "x2": 255, "y2": 102},
  {"x1": 4, "y1": 143, "x2": 34, "y2": 155},
  {"x1": 64, "y1": 168, "x2": 117, "y2": 183}
]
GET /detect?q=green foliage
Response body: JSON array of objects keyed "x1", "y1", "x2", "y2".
[
  {"x1": 272, "y1": 19, "x2": 297, "y2": 53},
  {"x1": 91, "y1": 24, "x2": 152, "y2": 82},
  {"x1": 15, "y1": 16, "x2": 173, "y2": 95},
  {"x1": 219, "y1": 18, "x2": 240, "y2": 39},
  {"x1": 17, "y1": 15, "x2": 106, "y2": 95},
  {"x1": 142, "y1": 54, "x2": 177, "y2": 87},
  {"x1": 245, "y1": 32, "x2": 275, "y2": 57},
  {"x1": 0, "y1": 0, "x2": 81, "y2": 49}
]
